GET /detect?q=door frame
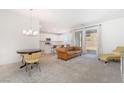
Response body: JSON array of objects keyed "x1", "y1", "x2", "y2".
[
  {"x1": 74, "y1": 30, "x2": 83, "y2": 48},
  {"x1": 82, "y1": 25, "x2": 102, "y2": 57}
]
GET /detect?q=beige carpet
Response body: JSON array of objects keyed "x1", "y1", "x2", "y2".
[{"x1": 0, "y1": 54, "x2": 122, "y2": 83}]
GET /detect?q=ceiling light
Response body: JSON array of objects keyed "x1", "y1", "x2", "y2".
[{"x1": 22, "y1": 9, "x2": 39, "y2": 36}]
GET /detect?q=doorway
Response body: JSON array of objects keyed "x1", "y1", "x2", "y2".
[{"x1": 85, "y1": 29, "x2": 97, "y2": 55}]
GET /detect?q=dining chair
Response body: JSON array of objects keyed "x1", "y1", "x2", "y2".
[
  {"x1": 51, "y1": 45, "x2": 57, "y2": 54},
  {"x1": 23, "y1": 52, "x2": 41, "y2": 76}
]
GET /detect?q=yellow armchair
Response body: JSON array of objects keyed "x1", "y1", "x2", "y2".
[
  {"x1": 113, "y1": 46, "x2": 124, "y2": 56},
  {"x1": 99, "y1": 46, "x2": 124, "y2": 63}
]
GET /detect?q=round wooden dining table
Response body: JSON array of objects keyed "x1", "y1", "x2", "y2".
[
  {"x1": 17, "y1": 49, "x2": 41, "y2": 54},
  {"x1": 17, "y1": 49, "x2": 41, "y2": 69}
]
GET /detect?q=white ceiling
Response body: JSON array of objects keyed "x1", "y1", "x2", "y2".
[{"x1": 11, "y1": 9, "x2": 124, "y2": 33}]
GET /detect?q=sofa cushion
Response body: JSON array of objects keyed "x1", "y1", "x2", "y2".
[
  {"x1": 67, "y1": 50, "x2": 81, "y2": 55},
  {"x1": 74, "y1": 50, "x2": 81, "y2": 54},
  {"x1": 67, "y1": 51, "x2": 76, "y2": 55},
  {"x1": 66, "y1": 47, "x2": 74, "y2": 51}
]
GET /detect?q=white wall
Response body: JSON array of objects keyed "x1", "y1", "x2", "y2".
[
  {"x1": 101, "y1": 17, "x2": 124, "y2": 53},
  {"x1": 0, "y1": 10, "x2": 39, "y2": 65}
]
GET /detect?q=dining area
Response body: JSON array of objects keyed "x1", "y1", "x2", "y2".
[
  {"x1": 17, "y1": 49, "x2": 42, "y2": 76},
  {"x1": 15, "y1": 44, "x2": 71, "y2": 76}
]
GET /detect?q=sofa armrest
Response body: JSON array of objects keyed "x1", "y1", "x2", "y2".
[{"x1": 56, "y1": 48, "x2": 69, "y2": 60}]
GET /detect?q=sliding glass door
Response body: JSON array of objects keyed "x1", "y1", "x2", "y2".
[
  {"x1": 75, "y1": 31, "x2": 83, "y2": 48},
  {"x1": 73, "y1": 24, "x2": 101, "y2": 57}
]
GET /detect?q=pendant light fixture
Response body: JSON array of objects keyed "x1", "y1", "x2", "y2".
[{"x1": 22, "y1": 9, "x2": 39, "y2": 36}]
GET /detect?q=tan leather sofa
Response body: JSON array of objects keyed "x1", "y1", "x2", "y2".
[{"x1": 56, "y1": 46, "x2": 82, "y2": 61}]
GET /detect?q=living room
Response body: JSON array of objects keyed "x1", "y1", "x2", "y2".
[{"x1": 0, "y1": 9, "x2": 124, "y2": 83}]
